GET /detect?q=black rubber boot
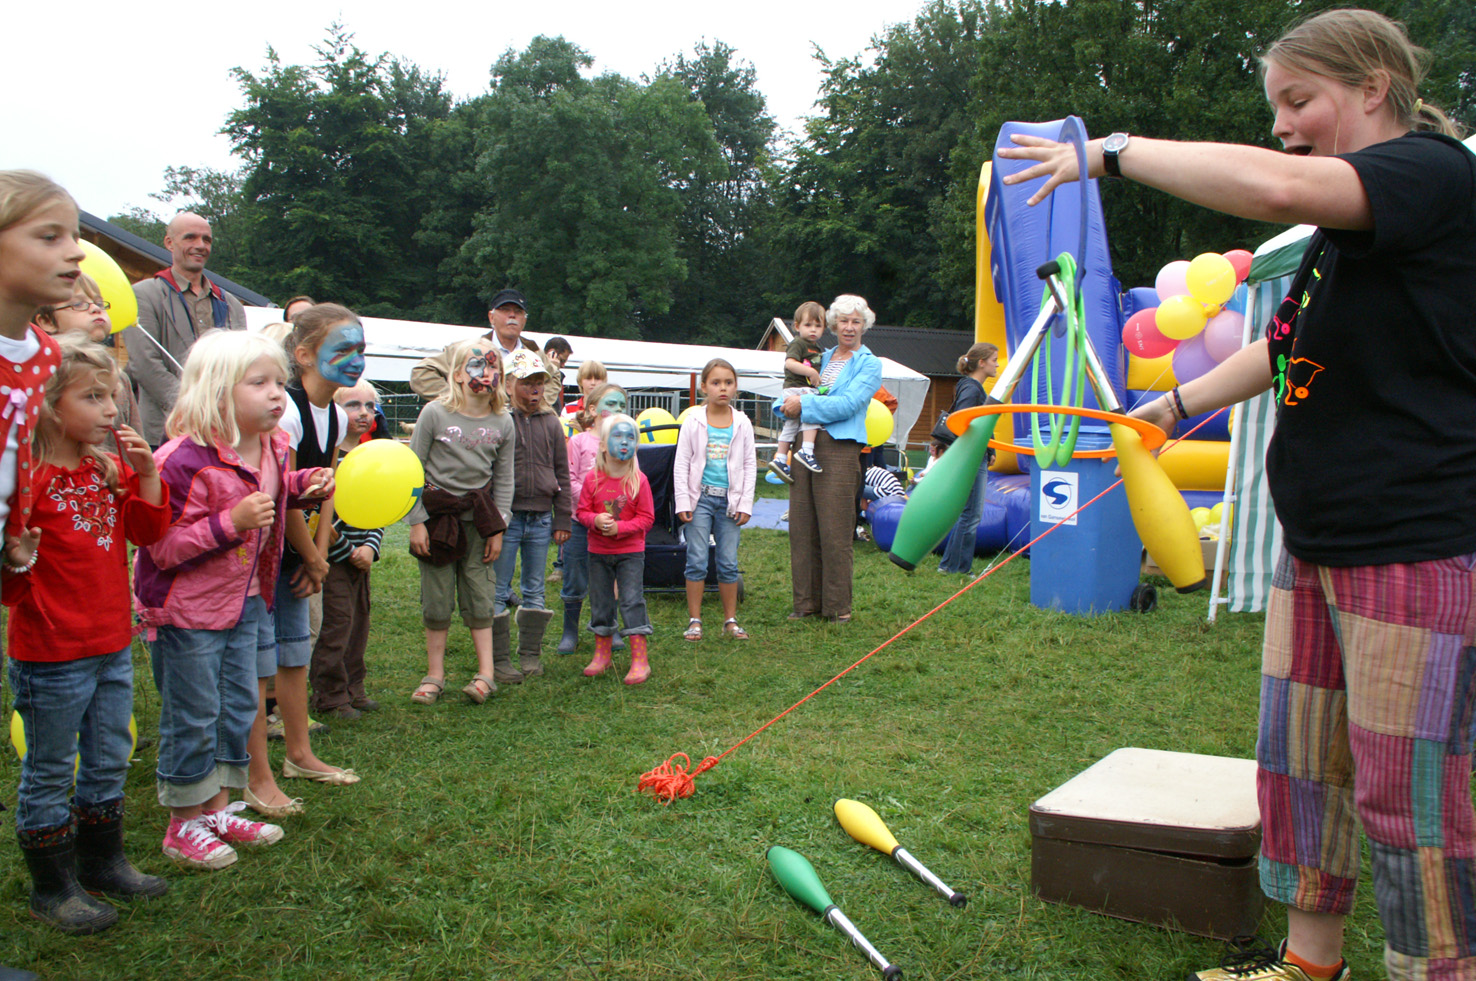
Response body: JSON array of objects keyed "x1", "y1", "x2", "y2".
[
  {"x1": 557, "y1": 601, "x2": 582, "y2": 654},
  {"x1": 18, "y1": 823, "x2": 118, "y2": 935},
  {"x1": 74, "y1": 799, "x2": 168, "y2": 900}
]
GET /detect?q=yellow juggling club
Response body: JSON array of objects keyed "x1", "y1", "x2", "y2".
[
  {"x1": 835, "y1": 799, "x2": 967, "y2": 907},
  {"x1": 1110, "y1": 423, "x2": 1206, "y2": 592}
]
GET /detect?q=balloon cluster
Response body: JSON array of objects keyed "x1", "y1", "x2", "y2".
[{"x1": 1122, "y1": 250, "x2": 1253, "y2": 385}]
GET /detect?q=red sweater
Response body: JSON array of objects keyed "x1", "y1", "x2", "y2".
[
  {"x1": 4, "y1": 457, "x2": 171, "y2": 662},
  {"x1": 576, "y1": 470, "x2": 653, "y2": 555}
]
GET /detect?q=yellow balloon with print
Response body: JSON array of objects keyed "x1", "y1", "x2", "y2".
[
  {"x1": 636, "y1": 407, "x2": 678, "y2": 444},
  {"x1": 1186, "y1": 252, "x2": 1238, "y2": 307},
  {"x1": 864, "y1": 399, "x2": 894, "y2": 447},
  {"x1": 1155, "y1": 294, "x2": 1208, "y2": 340},
  {"x1": 78, "y1": 240, "x2": 139, "y2": 333},
  {"x1": 335, "y1": 439, "x2": 425, "y2": 529}
]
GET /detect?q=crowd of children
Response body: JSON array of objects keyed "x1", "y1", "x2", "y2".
[{"x1": 0, "y1": 165, "x2": 822, "y2": 941}]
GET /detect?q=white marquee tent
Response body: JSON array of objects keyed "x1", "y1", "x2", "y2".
[{"x1": 244, "y1": 308, "x2": 932, "y2": 448}]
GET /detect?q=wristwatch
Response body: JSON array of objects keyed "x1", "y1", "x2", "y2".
[{"x1": 1101, "y1": 132, "x2": 1131, "y2": 178}]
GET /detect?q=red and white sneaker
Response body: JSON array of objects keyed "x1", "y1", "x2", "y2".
[
  {"x1": 162, "y1": 816, "x2": 237, "y2": 870},
  {"x1": 204, "y1": 802, "x2": 284, "y2": 848}
]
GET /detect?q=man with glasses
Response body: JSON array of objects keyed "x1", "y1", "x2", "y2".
[
  {"x1": 127, "y1": 212, "x2": 246, "y2": 445},
  {"x1": 409, "y1": 289, "x2": 561, "y2": 408}
]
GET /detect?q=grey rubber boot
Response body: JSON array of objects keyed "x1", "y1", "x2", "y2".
[
  {"x1": 515, "y1": 608, "x2": 554, "y2": 676},
  {"x1": 557, "y1": 600, "x2": 582, "y2": 654},
  {"x1": 491, "y1": 612, "x2": 522, "y2": 685}
]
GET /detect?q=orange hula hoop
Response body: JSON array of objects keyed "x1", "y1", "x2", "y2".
[{"x1": 945, "y1": 403, "x2": 1167, "y2": 459}]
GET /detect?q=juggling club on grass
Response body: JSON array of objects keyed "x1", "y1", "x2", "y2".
[
  {"x1": 766, "y1": 845, "x2": 903, "y2": 980},
  {"x1": 835, "y1": 799, "x2": 968, "y2": 907}
]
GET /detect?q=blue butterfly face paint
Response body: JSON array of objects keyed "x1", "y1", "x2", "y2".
[{"x1": 318, "y1": 324, "x2": 366, "y2": 387}]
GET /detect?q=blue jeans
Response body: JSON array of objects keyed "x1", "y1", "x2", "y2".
[
  {"x1": 684, "y1": 491, "x2": 740, "y2": 584},
  {"x1": 588, "y1": 552, "x2": 652, "y2": 637},
  {"x1": 273, "y1": 572, "x2": 312, "y2": 669},
  {"x1": 560, "y1": 522, "x2": 590, "y2": 604},
  {"x1": 9, "y1": 646, "x2": 134, "y2": 832},
  {"x1": 151, "y1": 596, "x2": 266, "y2": 808},
  {"x1": 494, "y1": 510, "x2": 553, "y2": 613},
  {"x1": 938, "y1": 459, "x2": 989, "y2": 574}
]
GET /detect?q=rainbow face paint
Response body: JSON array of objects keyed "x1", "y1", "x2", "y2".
[{"x1": 318, "y1": 324, "x2": 366, "y2": 386}]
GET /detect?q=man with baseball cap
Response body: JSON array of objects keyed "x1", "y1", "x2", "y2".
[{"x1": 410, "y1": 289, "x2": 561, "y2": 407}]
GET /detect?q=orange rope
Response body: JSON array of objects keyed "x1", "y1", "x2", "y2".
[{"x1": 637, "y1": 410, "x2": 1226, "y2": 803}]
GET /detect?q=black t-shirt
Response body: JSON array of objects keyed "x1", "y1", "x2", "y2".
[{"x1": 1265, "y1": 132, "x2": 1476, "y2": 565}]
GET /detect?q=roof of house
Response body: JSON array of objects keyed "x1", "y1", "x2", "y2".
[
  {"x1": 758, "y1": 319, "x2": 975, "y2": 378},
  {"x1": 79, "y1": 211, "x2": 275, "y2": 308}
]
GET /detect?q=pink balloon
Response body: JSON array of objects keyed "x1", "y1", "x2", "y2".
[
  {"x1": 1224, "y1": 249, "x2": 1254, "y2": 282},
  {"x1": 1202, "y1": 308, "x2": 1245, "y2": 363},
  {"x1": 1171, "y1": 334, "x2": 1219, "y2": 386},
  {"x1": 1155, "y1": 260, "x2": 1191, "y2": 301},
  {"x1": 1122, "y1": 308, "x2": 1177, "y2": 359}
]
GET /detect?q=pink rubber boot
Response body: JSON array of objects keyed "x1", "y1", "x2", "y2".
[
  {"x1": 583, "y1": 634, "x2": 614, "y2": 677},
  {"x1": 623, "y1": 635, "x2": 649, "y2": 685}
]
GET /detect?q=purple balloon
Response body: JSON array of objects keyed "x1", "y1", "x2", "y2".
[
  {"x1": 1172, "y1": 334, "x2": 1219, "y2": 385},
  {"x1": 1202, "y1": 309, "x2": 1245, "y2": 363}
]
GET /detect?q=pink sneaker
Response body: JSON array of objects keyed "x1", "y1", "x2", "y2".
[
  {"x1": 162, "y1": 816, "x2": 237, "y2": 870},
  {"x1": 204, "y1": 802, "x2": 284, "y2": 848}
]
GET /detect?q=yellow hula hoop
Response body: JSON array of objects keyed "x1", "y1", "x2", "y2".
[{"x1": 945, "y1": 403, "x2": 1167, "y2": 459}]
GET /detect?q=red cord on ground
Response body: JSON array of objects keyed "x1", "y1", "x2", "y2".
[{"x1": 636, "y1": 409, "x2": 1226, "y2": 803}]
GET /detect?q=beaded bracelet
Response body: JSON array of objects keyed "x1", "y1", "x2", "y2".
[{"x1": 4, "y1": 549, "x2": 37, "y2": 575}]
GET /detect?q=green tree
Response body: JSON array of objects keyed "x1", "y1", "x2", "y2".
[
  {"x1": 456, "y1": 37, "x2": 724, "y2": 339},
  {"x1": 649, "y1": 41, "x2": 777, "y2": 345},
  {"x1": 223, "y1": 25, "x2": 455, "y2": 316}
]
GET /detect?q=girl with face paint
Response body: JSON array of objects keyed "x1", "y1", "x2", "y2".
[
  {"x1": 406, "y1": 340, "x2": 515, "y2": 706},
  {"x1": 557, "y1": 383, "x2": 628, "y2": 654},
  {"x1": 574, "y1": 413, "x2": 655, "y2": 684},
  {"x1": 251, "y1": 303, "x2": 367, "y2": 806}
]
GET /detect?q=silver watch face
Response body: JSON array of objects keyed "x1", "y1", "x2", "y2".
[{"x1": 1104, "y1": 133, "x2": 1129, "y2": 153}]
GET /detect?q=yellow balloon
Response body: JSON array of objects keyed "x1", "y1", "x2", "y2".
[
  {"x1": 676, "y1": 405, "x2": 699, "y2": 425},
  {"x1": 864, "y1": 398, "x2": 894, "y2": 447},
  {"x1": 8, "y1": 711, "x2": 134, "y2": 771},
  {"x1": 561, "y1": 416, "x2": 577, "y2": 439},
  {"x1": 335, "y1": 440, "x2": 425, "y2": 529},
  {"x1": 636, "y1": 407, "x2": 678, "y2": 444},
  {"x1": 1155, "y1": 294, "x2": 1208, "y2": 340},
  {"x1": 78, "y1": 240, "x2": 138, "y2": 333},
  {"x1": 1186, "y1": 252, "x2": 1237, "y2": 307},
  {"x1": 1209, "y1": 502, "x2": 1224, "y2": 522},
  {"x1": 1190, "y1": 506, "x2": 1212, "y2": 530}
]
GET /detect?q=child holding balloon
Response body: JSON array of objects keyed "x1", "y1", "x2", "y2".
[
  {"x1": 558, "y1": 382, "x2": 629, "y2": 654},
  {"x1": 134, "y1": 330, "x2": 334, "y2": 870},
  {"x1": 1000, "y1": 10, "x2": 1474, "y2": 980},
  {"x1": 577, "y1": 413, "x2": 654, "y2": 684},
  {"x1": 7, "y1": 335, "x2": 171, "y2": 934},
  {"x1": 674, "y1": 358, "x2": 755, "y2": 641},
  {"x1": 406, "y1": 339, "x2": 513, "y2": 705}
]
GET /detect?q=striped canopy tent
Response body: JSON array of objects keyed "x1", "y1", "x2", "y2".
[{"x1": 1211, "y1": 133, "x2": 1476, "y2": 618}]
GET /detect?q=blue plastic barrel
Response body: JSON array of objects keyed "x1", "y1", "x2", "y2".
[{"x1": 1028, "y1": 432, "x2": 1142, "y2": 614}]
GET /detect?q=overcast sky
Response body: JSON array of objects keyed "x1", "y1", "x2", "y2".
[{"x1": 3, "y1": 0, "x2": 922, "y2": 221}]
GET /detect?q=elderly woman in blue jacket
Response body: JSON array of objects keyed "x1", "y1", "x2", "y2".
[{"x1": 778, "y1": 295, "x2": 883, "y2": 622}]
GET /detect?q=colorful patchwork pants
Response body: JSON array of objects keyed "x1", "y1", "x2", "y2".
[{"x1": 1258, "y1": 550, "x2": 1476, "y2": 980}]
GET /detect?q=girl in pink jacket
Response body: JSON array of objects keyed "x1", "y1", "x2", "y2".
[
  {"x1": 134, "y1": 332, "x2": 332, "y2": 872},
  {"x1": 674, "y1": 359, "x2": 756, "y2": 641}
]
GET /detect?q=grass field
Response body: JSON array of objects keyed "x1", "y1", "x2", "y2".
[{"x1": 0, "y1": 517, "x2": 1388, "y2": 981}]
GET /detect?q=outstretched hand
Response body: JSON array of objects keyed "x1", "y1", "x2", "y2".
[{"x1": 996, "y1": 135, "x2": 1104, "y2": 206}]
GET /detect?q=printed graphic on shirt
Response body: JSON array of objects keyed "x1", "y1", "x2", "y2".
[
  {"x1": 437, "y1": 425, "x2": 506, "y2": 448},
  {"x1": 45, "y1": 469, "x2": 117, "y2": 550},
  {"x1": 1268, "y1": 252, "x2": 1325, "y2": 408},
  {"x1": 705, "y1": 440, "x2": 730, "y2": 465},
  {"x1": 603, "y1": 494, "x2": 628, "y2": 518}
]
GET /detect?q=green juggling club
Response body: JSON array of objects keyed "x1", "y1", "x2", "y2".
[{"x1": 766, "y1": 845, "x2": 902, "y2": 980}]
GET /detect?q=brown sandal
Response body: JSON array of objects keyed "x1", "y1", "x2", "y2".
[
  {"x1": 411, "y1": 676, "x2": 444, "y2": 705},
  {"x1": 722, "y1": 618, "x2": 749, "y2": 640},
  {"x1": 462, "y1": 673, "x2": 497, "y2": 704}
]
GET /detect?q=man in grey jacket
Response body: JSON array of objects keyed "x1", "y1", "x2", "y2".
[{"x1": 127, "y1": 212, "x2": 246, "y2": 444}]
